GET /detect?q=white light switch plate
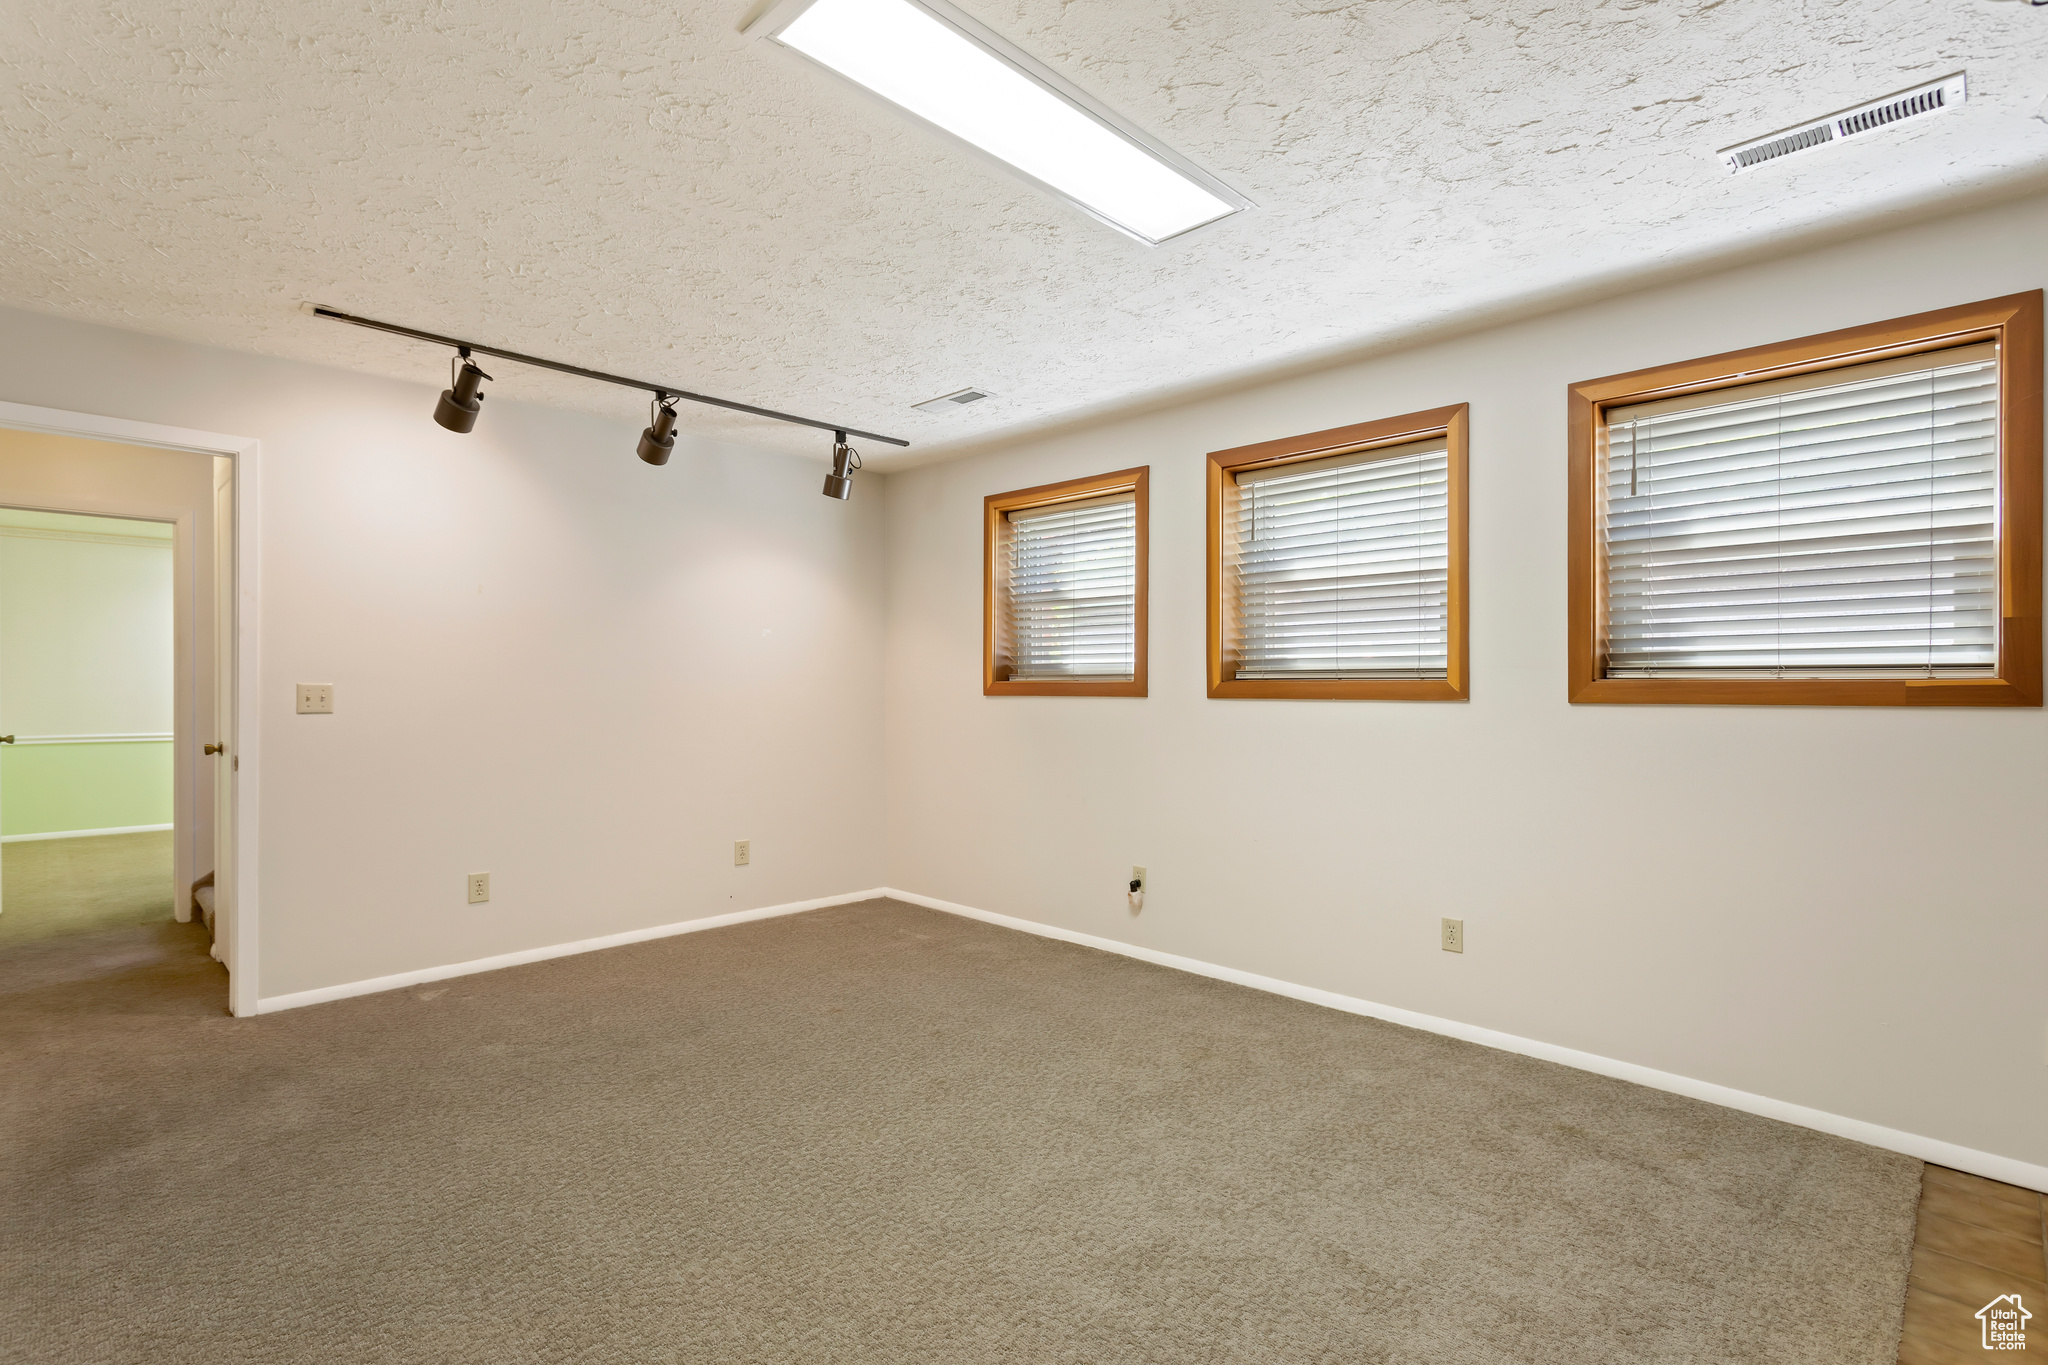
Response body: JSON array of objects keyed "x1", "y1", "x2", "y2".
[{"x1": 296, "y1": 683, "x2": 334, "y2": 714}]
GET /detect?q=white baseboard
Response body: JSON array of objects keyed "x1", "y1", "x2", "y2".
[
  {"x1": 0, "y1": 822, "x2": 173, "y2": 843},
  {"x1": 255, "y1": 888, "x2": 889, "y2": 1015},
  {"x1": 882, "y1": 887, "x2": 2048, "y2": 1195}
]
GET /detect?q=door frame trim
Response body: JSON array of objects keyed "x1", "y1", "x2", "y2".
[{"x1": 0, "y1": 400, "x2": 261, "y2": 1016}]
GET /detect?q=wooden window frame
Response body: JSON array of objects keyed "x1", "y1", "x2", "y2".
[
  {"x1": 984, "y1": 466, "x2": 1148, "y2": 697},
  {"x1": 1567, "y1": 292, "x2": 2043, "y2": 708},
  {"x1": 1206, "y1": 405, "x2": 1469, "y2": 701}
]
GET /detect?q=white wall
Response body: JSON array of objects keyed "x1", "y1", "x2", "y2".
[
  {"x1": 881, "y1": 191, "x2": 2048, "y2": 1172},
  {"x1": 0, "y1": 518, "x2": 174, "y2": 736},
  {"x1": 0, "y1": 515, "x2": 176, "y2": 837},
  {"x1": 0, "y1": 309, "x2": 889, "y2": 999}
]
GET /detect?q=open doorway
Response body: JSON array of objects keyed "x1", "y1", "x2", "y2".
[
  {"x1": 0, "y1": 415, "x2": 251, "y2": 1012},
  {"x1": 0, "y1": 508, "x2": 179, "y2": 944}
]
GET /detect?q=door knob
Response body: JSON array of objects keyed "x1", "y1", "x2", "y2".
[
  {"x1": 204, "y1": 743, "x2": 225, "y2": 755},
  {"x1": 0, "y1": 735, "x2": 13, "y2": 744}
]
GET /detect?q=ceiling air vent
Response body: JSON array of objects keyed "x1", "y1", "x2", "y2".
[
  {"x1": 1721, "y1": 73, "x2": 1966, "y2": 174},
  {"x1": 912, "y1": 388, "x2": 994, "y2": 414}
]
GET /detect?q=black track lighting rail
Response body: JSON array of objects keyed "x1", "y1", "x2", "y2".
[{"x1": 311, "y1": 306, "x2": 910, "y2": 448}]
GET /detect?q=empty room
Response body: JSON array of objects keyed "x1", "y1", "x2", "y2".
[{"x1": 1, "y1": 0, "x2": 2043, "y2": 1360}]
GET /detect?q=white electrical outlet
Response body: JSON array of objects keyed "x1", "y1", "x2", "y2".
[
  {"x1": 296, "y1": 683, "x2": 334, "y2": 714},
  {"x1": 468, "y1": 872, "x2": 490, "y2": 904},
  {"x1": 734, "y1": 840, "x2": 750, "y2": 867},
  {"x1": 1130, "y1": 865, "x2": 1146, "y2": 892},
  {"x1": 1441, "y1": 917, "x2": 1464, "y2": 953}
]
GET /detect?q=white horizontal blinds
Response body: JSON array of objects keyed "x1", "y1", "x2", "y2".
[
  {"x1": 1603, "y1": 342, "x2": 1999, "y2": 679},
  {"x1": 1006, "y1": 492, "x2": 1137, "y2": 680},
  {"x1": 1233, "y1": 438, "x2": 1450, "y2": 679}
]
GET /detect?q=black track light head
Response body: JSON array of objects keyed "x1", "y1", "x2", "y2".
[
  {"x1": 433, "y1": 350, "x2": 492, "y2": 433},
  {"x1": 822, "y1": 432, "x2": 859, "y2": 500},
  {"x1": 637, "y1": 395, "x2": 680, "y2": 466}
]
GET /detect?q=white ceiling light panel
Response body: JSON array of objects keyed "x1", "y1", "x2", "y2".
[{"x1": 745, "y1": 0, "x2": 1248, "y2": 245}]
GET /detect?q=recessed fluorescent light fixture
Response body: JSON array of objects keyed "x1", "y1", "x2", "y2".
[{"x1": 744, "y1": 0, "x2": 1248, "y2": 245}]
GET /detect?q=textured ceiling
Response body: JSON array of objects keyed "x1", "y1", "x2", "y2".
[{"x1": 2, "y1": 0, "x2": 2045, "y2": 468}]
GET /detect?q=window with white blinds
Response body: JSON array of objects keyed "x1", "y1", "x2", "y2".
[
  {"x1": 1602, "y1": 342, "x2": 1999, "y2": 678},
  {"x1": 1232, "y1": 440, "x2": 1450, "y2": 679},
  {"x1": 1005, "y1": 493, "x2": 1137, "y2": 680}
]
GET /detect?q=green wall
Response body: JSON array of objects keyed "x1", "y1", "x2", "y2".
[{"x1": 0, "y1": 741, "x2": 173, "y2": 837}]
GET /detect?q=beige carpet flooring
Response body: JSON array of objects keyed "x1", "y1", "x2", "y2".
[
  {"x1": 0, "y1": 830, "x2": 175, "y2": 946},
  {"x1": 0, "y1": 897, "x2": 1919, "y2": 1364}
]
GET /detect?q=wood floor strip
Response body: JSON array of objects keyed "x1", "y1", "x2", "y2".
[
  {"x1": 1899, "y1": 1327, "x2": 2007, "y2": 1365},
  {"x1": 1900, "y1": 1322, "x2": 2032, "y2": 1365},
  {"x1": 1914, "y1": 1208, "x2": 2048, "y2": 1281},
  {"x1": 1923, "y1": 1163, "x2": 2038, "y2": 1210},
  {"x1": 1909, "y1": 1244, "x2": 2048, "y2": 1308},
  {"x1": 1899, "y1": 1286, "x2": 2044, "y2": 1355},
  {"x1": 1916, "y1": 1181, "x2": 2046, "y2": 1242},
  {"x1": 1897, "y1": 1168, "x2": 2047, "y2": 1364}
]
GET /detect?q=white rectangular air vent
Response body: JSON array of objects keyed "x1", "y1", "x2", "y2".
[
  {"x1": 912, "y1": 388, "x2": 994, "y2": 414},
  {"x1": 1721, "y1": 73, "x2": 1966, "y2": 174}
]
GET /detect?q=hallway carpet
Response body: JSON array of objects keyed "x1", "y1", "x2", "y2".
[
  {"x1": 0, "y1": 830, "x2": 175, "y2": 946},
  {"x1": 0, "y1": 898, "x2": 1918, "y2": 1364}
]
